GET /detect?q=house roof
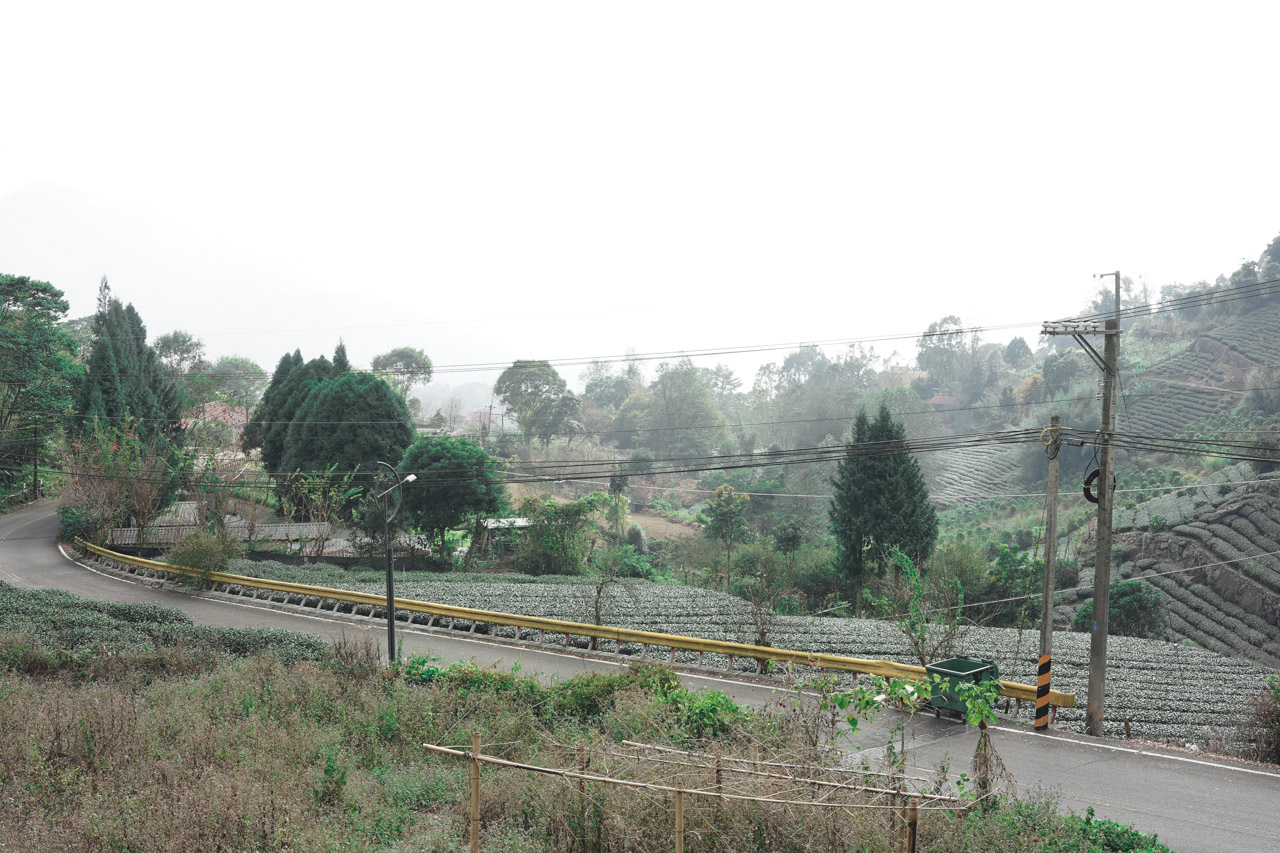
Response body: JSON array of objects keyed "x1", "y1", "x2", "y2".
[
  {"x1": 481, "y1": 518, "x2": 532, "y2": 530},
  {"x1": 181, "y1": 401, "x2": 251, "y2": 430}
]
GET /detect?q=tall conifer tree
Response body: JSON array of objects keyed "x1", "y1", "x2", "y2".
[
  {"x1": 75, "y1": 278, "x2": 181, "y2": 443},
  {"x1": 830, "y1": 404, "x2": 937, "y2": 614}
]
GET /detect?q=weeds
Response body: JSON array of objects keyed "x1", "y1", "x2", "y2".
[{"x1": 0, "y1": 580, "x2": 1171, "y2": 851}]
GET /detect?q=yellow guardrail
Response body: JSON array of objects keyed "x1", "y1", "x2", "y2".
[{"x1": 74, "y1": 540, "x2": 1075, "y2": 708}]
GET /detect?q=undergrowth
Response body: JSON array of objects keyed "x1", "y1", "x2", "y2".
[{"x1": 0, "y1": 581, "x2": 1174, "y2": 851}]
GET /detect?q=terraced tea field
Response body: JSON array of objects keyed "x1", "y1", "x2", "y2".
[
  {"x1": 928, "y1": 443, "x2": 1024, "y2": 506},
  {"x1": 1073, "y1": 464, "x2": 1280, "y2": 668},
  {"x1": 223, "y1": 558, "x2": 1272, "y2": 748},
  {"x1": 1202, "y1": 301, "x2": 1280, "y2": 365}
]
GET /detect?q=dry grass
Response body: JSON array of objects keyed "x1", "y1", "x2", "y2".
[{"x1": 0, "y1": 631, "x2": 1170, "y2": 852}]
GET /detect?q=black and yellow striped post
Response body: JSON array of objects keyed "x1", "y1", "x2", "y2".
[{"x1": 1034, "y1": 653, "x2": 1051, "y2": 730}]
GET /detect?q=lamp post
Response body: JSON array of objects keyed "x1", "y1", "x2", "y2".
[{"x1": 375, "y1": 461, "x2": 416, "y2": 663}]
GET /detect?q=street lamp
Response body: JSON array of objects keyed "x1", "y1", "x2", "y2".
[{"x1": 375, "y1": 461, "x2": 416, "y2": 662}]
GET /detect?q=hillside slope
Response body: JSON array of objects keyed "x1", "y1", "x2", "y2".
[{"x1": 1068, "y1": 464, "x2": 1280, "y2": 668}]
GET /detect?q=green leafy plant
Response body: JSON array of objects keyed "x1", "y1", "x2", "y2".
[{"x1": 165, "y1": 530, "x2": 242, "y2": 587}]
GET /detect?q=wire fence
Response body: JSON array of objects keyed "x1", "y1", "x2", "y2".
[{"x1": 425, "y1": 735, "x2": 989, "y2": 852}]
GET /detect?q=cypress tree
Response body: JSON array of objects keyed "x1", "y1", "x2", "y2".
[
  {"x1": 279, "y1": 372, "x2": 413, "y2": 475},
  {"x1": 830, "y1": 404, "x2": 937, "y2": 614},
  {"x1": 242, "y1": 350, "x2": 303, "y2": 454},
  {"x1": 75, "y1": 279, "x2": 182, "y2": 443},
  {"x1": 257, "y1": 355, "x2": 334, "y2": 473}
]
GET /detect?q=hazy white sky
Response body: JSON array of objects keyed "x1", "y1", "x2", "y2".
[{"x1": 3, "y1": 2, "x2": 1278, "y2": 392}]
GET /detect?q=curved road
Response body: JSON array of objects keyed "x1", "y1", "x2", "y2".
[{"x1": 3, "y1": 502, "x2": 1278, "y2": 853}]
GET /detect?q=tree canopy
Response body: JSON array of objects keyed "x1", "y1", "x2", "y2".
[
  {"x1": 399, "y1": 434, "x2": 507, "y2": 554},
  {"x1": 74, "y1": 278, "x2": 182, "y2": 444},
  {"x1": 703, "y1": 485, "x2": 750, "y2": 589},
  {"x1": 248, "y1": 353, "x2": 336, "y2": 473},
  {"x1": 830, "y1": 404, "x2": 938, "y2": 614},
  {"x1": 0, "y1": 274, "x2": 82, "y2": 492},
  {"x1": 494, "y1": 359, "x2": 567, "y2": 455},
  {"x1": 206, "y1": 355, "x2": 268, "y2": 408},
  {"x1": 371, "y1": 346, "x2": 432, "y2": 398},
  {"x1": 279, "y1": 372, "x2": 414, "y2": 476}
]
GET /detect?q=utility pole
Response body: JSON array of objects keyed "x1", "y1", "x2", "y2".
[
  {"x1": 375, "y1": 461, "x2": 417, "y2": 663},
  {"x1": 31, "y1": 421, "x2": 38, "y2": 499},
  {"x1": 1040, "y1": 271, "x2": 1121, "y2": 738},
  {"x1": 1087, "y1": 272, "x2": 1122, "y2": 737},
  {"x1": 1036, "y1": 414, "x2": 1061, "y2": 731}
]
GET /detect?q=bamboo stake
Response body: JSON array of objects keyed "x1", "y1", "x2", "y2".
[
  {"x1": 470, "y1": 733, "x2": 480, "y2": 853},
  {"x1": 675, "y1": 790, "x2": 685, "y2": 853},
  {"x1": 577, "y1": 744, "x2": 587, "y2": 852},
  {"x1": 714, "y1": 752, "x2": 723, "y2": 824}
]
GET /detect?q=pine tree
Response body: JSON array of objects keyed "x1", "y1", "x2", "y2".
[
  {"x1": 75, "y1": 278, "x2": 182, "y2": 443},
  {"x1": 257, "y1": 355, "x2": 335, "y2": 473},
  {"x1": 830, "y1": 404, "x2": 937, "y2": 614},
  {"x1": 241, "y1": 350, "x2": 303, "y2": 453},
  {"x1": 279, "y1": 372, "x2": 413, "y2": 475}
]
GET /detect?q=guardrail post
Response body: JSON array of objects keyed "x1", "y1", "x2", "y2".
[{"x1": 1035, "y1": 653, "x2": 1052, "y2": 731}]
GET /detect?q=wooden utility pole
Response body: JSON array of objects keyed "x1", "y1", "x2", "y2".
[
  {"x1": 1087, "y1": 288, "x2": 1121, "y2": 737},
  {"x1": 1036, "y1": 415, "x2": 1061, "y2": 731},
  {"x1": 31, "y1": 421, "x2": 38, "y2": 499},
  {"x1": 1039, "y1": 272, "x2": 1121, "y2": 738}
]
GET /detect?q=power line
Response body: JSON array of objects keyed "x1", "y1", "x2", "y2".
[
  {"x1": 909, "y1": 546, "x2": 1280, "y2": 619},
  {"x1": 19, "y1": 375, "x2": 1280, "y2": 437},
  {"x1": 1065, "y1": 276, "x2": 1280, "y2": 323}
]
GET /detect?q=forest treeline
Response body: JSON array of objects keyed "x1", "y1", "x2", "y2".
[{"x1": 4, "y1": 233, "x2": 1280, "y2": 640}]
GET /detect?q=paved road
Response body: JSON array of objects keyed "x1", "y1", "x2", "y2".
[{"x1": 4, "y1": 502, "x2": 1278, "y2": 853}]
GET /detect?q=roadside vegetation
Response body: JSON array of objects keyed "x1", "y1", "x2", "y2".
[{"x1": 0, "y1": 582, "x2": 1174, "y2": 852}]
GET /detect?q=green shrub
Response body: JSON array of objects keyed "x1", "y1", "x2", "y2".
[
  {"x1": 165, "y1": 530, "x2": 242, "y2": 581},
  {"x1": 1071, "y1": 580, "x2": 1168, "y2": 639},
  {"x1": 1064, "y1": 807, "x2": 1172, "y2": 852},
  {"x1": 591, "y1": 544, "x2": 653, "y2": 579},
  {"x1": 1236, "y1": 675, "x2": 1280, "y2": 764},
  {"x1": 400, "y1": 653, "x2": 444, "y2": 684},
  {"x1": 625, "y1": 523, "x2": 648, "y2": 554},
  {"x1": 56, "y1": 505, "x2": 110, "y2": 544},
  {"x1": 667, "y1": 689, "x2": 745, "y2": 741},
  {"x1": 624, "y1": 661, "x2": 681, "y2": 698},
  {"x1": 1055, "y1": 558, "x2": 1081, "y2": 589},
  {"x1": 549, "y1": 672, "x2": 627, "y2": 719}
]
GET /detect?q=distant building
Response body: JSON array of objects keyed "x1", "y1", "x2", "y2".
[
  {"x1": 473, "y1": 517, "x2": 532, "y2": 557},
  {"x1": 182, "y1": 401, "x2": 251, "y2": 442},
  {"x1": 928, "y1": 395, "x2": 959, "y2": 424}
]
